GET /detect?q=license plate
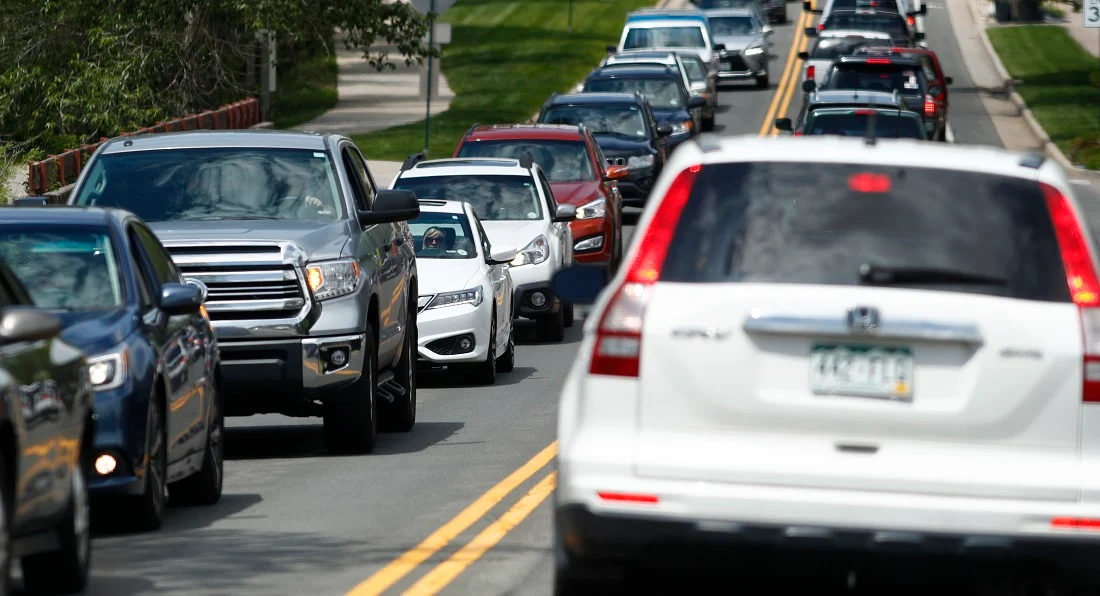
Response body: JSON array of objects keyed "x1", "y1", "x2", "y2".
[{"x1": 809, "y1": 344, "x2": 913, "y2": 400}]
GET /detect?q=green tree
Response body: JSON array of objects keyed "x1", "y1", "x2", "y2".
[{"x1": 0, "y1": 0, "x2": 430, "y2": 153}]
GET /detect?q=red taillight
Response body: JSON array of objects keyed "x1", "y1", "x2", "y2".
[
  {"x1": 866, "y1": 58, "x2": 892, "y2": 64},
  {"x1": 1052, "y1": 517, "x2": 1100, "y2": 529},
  {"x1": 817, "y1": 23, "x2": 825, "y2": 31},
  {"x1": 854, "y1": 109, "x2": 876, "y2": 115},
  {"x1": 793, "y1": 131, "x2": 803, "y2": 136},
  {"x1": 923, "y1": 95, "x2": 936, "y2": 115},
  {"x1": 1043, "y1": 183, "x2": 1100, "y2": 403},
  {"x1": 806, "y1": 65, "x2": 815, "y2": 80},
  {"x1": 589, "y1": 165, "x2": 701, "y2": 378},
  {"x1": 907, "y1": 14, "x2": 916, "y2": 25},
  {"x1": 597, "y1": 491, "x2": 660, "y2": 504}
]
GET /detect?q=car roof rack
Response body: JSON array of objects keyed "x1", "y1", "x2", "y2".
[
  {"x1": 519, "y1": 152, "x2": 535, "y2": 169},
  {"x1": 464, "y1": 123, "x2": 481, "y2": 138},
  {"x1": 401, "y1": 153, "x2": 426, "y2": 171}
]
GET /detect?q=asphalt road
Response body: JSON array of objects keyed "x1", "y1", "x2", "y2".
[{"x1": 59, "y1": 4, "x2": 1100, "y2": 595}]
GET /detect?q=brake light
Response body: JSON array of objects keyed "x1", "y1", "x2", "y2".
[
  {"x1": 806, "y1": 65, "x2": 815, "y2": 80},
  {"x1": 1043, "y1": 183, "x2": 1100, "y2": 404},
  {"x1": 848, "y1": 172, "x2": 891, "y2": 193},
  {"x1": 866, "y1": 58, "x2": 892, "y2": 64},
  {"x1": 923, "y1": 95, "x2": 936, "y2": 115},
  {"x1": 907, "y1": 14, "x2": 916, "y2": 25},
  {"x1": 854, "y1": 109, "x2": 876, "y2": 115},
  {"x1": 1052, "y1": 517, "x2": 1100, "y2": 529},
  {"x1": 589, "y1": 165, "x2": 701, "y2": 378},
  {"x1": 818, "y1": 23, "x2": 825, "y2": 31}
]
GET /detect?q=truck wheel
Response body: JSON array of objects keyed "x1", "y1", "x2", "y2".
[
  {"x1": 703, "y1": 114, "x2": 716, "y2": 131},
  {"x1": 563, "y1": 303, "x2": 575, "y2": 328},
  {"x1": 497, "y1": 325, "x2": 516, "y2": 373},
  {"x1": 471, "y1": 318, "x2": 498, "y2": 385},
  {"x1": 323, "y1": 322, "x2": 379, "y2": 454},
  {"x1": 537, "y1": 309, "x2": 565, "y2": 343},
  {"x1": 381, "y1": 308, "x2": 417, "y2": 433},
  {"x1": 130, "y1": 395, "x2": 167, "y2": 531},
  {"x1": 22, "y1": 446, "x2": 91, "y2": 594},
  {"x1": 170, "y1": 385, "x2": 223, "y2": 505}
]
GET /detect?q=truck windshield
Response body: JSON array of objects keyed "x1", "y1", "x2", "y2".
[
  {"x1": 0, "y1": 227, "x2": 123, "y2": 310},
  {"x1": 393, "y1": 175, "x2": 545, "y2": 222},
  {"x1": 70, "y1": 148, "x2": 345, "y2": 222}
]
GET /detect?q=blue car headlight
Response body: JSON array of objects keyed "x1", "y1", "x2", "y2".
[{"x1": 88, "y1": 349, "x2": 128, "y2": 392}]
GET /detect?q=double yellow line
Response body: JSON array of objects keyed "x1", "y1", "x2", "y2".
[
  {"x1": 757, "y1": 8, "x2": 814, "y2": 137},
  {"x1": 346, "y1": 14, "x2": 818, "y2": 594}
]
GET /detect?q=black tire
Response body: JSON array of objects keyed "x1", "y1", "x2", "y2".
[
  {"x1": 563, "y1": 303, "x2": 575, "y2": 328},
  {"x1": 0, "y1": 461, "x2": 11, "y2": 596},
  {"x1": 169, "y1": 385, "x2": 223, "y2": 506},
  {"x1": 130, "y1": 395, "x2": 167, "y2": 532},
  {"x1": 22, "y1": 449, "x2": 90, "y2": 594},
  {"x1": 381, "y1": 305, "x2": 417, "y2": 433},
  {"x1": 537, "y1": 308, "x2": 566, "y2": 343},
  {"x1": 756, "y1": 72, "x2": 770, "y2": 89},
  {"x1": 323, "y1": 323, "x2": 379, "y2": 454},
  {"x1": 702, "y1": 114, "x2": 716, "y2": 132},
  {"x1": 471, "y1": 317, "x2": 497, "y2": 385},
  {"x1": 497, "y1": 325, "x2": 516, "y2": 373}
]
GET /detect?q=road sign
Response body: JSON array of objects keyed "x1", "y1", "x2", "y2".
[
  {"x1": 1087, "y1": 0, "x2": 1100, "y2": 28},
  {"x1": 422, "y1": 23, "x2": 451, "y2": 45}
]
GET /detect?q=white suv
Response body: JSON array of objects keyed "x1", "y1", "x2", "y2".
[
  {"x1": 552, "y1": 135, "x2": 1100, "y2": 591},
  {"x1": 391, "y1": 156, "x2": 577, "y2": 342}
]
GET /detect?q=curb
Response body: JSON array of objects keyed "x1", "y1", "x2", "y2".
[{"x1": 967, "y1": 0, "x2": 1082, "y2": 171}]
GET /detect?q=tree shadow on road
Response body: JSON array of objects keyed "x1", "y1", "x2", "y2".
[
  {"x1": 223, "y1": 421, "x2": 465, "y2": 460},
  {"x1": 91, "y1": 493, "x2": 265, "y2": 537}
]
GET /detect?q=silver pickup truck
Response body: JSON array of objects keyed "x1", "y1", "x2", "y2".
[{"x1": 66, "y1": 130, "x2": 420, "y2": 454}]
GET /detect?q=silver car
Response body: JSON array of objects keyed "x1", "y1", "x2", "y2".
[
  {"x1": 705, "y1": 9, "x2": 773, "y2": 88},
  {"x1": 599, "y1": 50, "x2": 718, "y2": 131}
]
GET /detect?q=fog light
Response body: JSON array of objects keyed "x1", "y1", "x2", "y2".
[
  {"x1": 95, "y1": 454, "x2": 117, "y2": 476},
  {"x1": 530, "y1": 291, "x2": 548, "y2": 307},
  {"x1": 330, "y1": 348, "x2": 348, "y2": 367},
  {"x1": 458, "y1": 337, "x2": 473, "y2": 351}
]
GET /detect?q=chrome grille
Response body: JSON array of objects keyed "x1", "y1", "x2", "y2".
[
  {"x1": 606, "y1": 157, "x2": 627, "y2": 167},
  {"x1": 165, "y1": 244, "x2": 308, "y2": 321}
]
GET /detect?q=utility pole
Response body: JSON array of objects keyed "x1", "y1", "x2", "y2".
[{"x1": 424, "y1": 0, "x2": 436, "y2": 156}]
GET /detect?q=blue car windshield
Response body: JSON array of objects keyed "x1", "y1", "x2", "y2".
[
  {"x1": 0, "y1": 228, "x2": 123, "y2": 310},
  {"x1": 70, "y1": 148, "x2": 345, "y2": 222}
]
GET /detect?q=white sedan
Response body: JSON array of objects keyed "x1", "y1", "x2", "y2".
[{"x1": 412, "y1": 199, "x2": 518, "y2": 385}]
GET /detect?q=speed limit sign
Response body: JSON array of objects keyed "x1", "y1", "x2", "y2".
[{"x1": 1087, "y1": 0, "x2": 1100, "y2": 28}]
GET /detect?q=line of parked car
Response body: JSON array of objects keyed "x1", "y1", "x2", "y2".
[{"x1": 775, "y1": 0, "x2": 955, "y2": 140}]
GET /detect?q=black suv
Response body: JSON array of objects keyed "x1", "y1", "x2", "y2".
[
  {"x1": 538, "y1": 92, "x2": 671, "y2": 205},
  {"x1": 581, "y1": 64, "x2": 706, "y2": 152},
  {"x1": 810, "y1": 55, "x2": 942, "y2": 140}
]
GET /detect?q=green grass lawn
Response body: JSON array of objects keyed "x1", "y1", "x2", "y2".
[
  {"x1": 270, "y1": 50, "x2": 339, "y2": 129},
  {"x1": 353, "y1": 0, "x2": 653, "y2": 161},
  {"x1": 987, "y1": 25, "x2": 1100, "y2": 169}
]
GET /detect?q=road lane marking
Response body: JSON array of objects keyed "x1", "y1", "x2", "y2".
[
  {"x1": 402, "y1": 472, "x2": 558, "y2": 595},
  {"x1": 770, "y1": 24, "x2": 812, "y2": 137},
  {"x1": 757, "y1": 10, "x2": 811, "y2": 137},
  {"x1": 346, "y1": 441, "x2": 558, "y2": 596}
]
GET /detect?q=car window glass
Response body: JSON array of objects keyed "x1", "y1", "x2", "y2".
[
  {"x1": 661, "y1": 162, "x2": 1070, "y2": 303},
  {"x1": 826, "y1": 63, "x2": 926, "y2": 96},
  {"x1": 584, "y1": 76, "x2": 683, "y2": 109},
  {"x1": 806, "y1": 112, "x2": 925, "y2": 139},
  {"x1": 474, "y1": 216, "x2": 493, "y2": 258},
  {"x1": 408, "y1": 212, "x2": 476, "y2": 259},
  {"x1": 540, "y1": 104, "x2": 650, "y2": 139},
  {"x1": 456, "y1": 140, "x2": 596, "y2": 182},
  {"x1": 126, "y1": 228, "x2": 156, "y2": 308},
  {"x1": 0, "y1": 228, "x2": 124, "y2": 310},
  {"x1": 134, "y1": 225, "x2": 180, "y2": 287},
  {"x1": 350, "y1": 147, "x2": 377, "y2": 209},
  {"x1": 342, "y1": 148, "x2": 370, "y2": 211},
  {"x1": 393, "y1": 175, "x2": 543, "y2": 221},
  {"x1": 537, "y1": 171, "x2": 556, "y2": 214}
]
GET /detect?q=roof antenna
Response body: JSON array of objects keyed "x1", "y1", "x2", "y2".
[{"x1": 864, "y1": 109, "x2": 877, "y2": 146}]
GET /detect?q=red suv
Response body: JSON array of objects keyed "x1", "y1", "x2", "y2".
[{"x1": 453, "y1": 124, "x2": 629, "y2": 270}]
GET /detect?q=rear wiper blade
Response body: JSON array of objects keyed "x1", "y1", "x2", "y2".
[{"x1": 858, "y1": 263, "x2": 1008, "y2": 286}]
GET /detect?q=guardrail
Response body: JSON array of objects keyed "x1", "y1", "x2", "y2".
[{"x1": 26, "y1": 98, "x2": 262, "y2": 196}]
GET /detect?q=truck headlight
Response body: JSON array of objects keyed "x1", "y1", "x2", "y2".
[
  {"x1": 427, "y1": 287, "x2": 483, "y2": 310},
  {"x1": 626, "y1": 154, "x2": 654, "y2": 169},
  {"x1": 307, "y1": 259, "x2": 362, "y2": 301},
  {"x1": 575, "y1": 198, "x2": 607, "y2": 220},
  {"x1": 511, "y1": 235, "x2": 550, "y2": 267},
  {"x1": 744, "y1": 46, "x2": 764, "y2": 56},
  {"x1": 88, "y1": 350, "x2": 127, "y2": 392}
]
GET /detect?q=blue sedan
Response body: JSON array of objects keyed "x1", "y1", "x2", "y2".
[{"x1": 0, "y1": 206, "x2": 222, "y2": 531}]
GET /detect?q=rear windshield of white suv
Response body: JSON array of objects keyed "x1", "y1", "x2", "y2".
[
  {"x1": 809, "y1": 37, "x2": 891, "y2": 59},
  {"x1": 393, "y1": 174, "x2": 544, "y2": 221},
  {"x1": 660, "y1": 162, "x2": 1071, "y2": 302},
  {"x1": 623, "y1": 26, "x2": 707, "y2": 49}
]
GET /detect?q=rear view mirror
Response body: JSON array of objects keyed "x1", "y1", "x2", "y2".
[
  {"x1": 0, "y1": 308, "x2": 60, "y2": 344},
  {"x1": 552, "y1": 266, "x2": 609, "y2": 306},
  {"x1": 763, "y1": 26, "x2": 774, "y2": 36},
  {"x1": 774, "y1": 118, "x2": 793, "y2": 132},
  {"x1": 918, "y1": 3, "x2": 928, "y2": 13},
  {"x1": 657, "y1": 124, "x2": 674, "y2": 137},
  {"x1": 160, "y1": 283, "x2": 203, "y2": 315},
  {"x1": 359, "y1": 190, "x2": 420, "y2": 226},
  {"x1": 488, "y1": 245, "x2": 518, "y2": 265},
  {"x1": 688, "y1": 96, "x2": 707, "y2": 108},
  {"x1": 797, "y1": 51, "x2": 809, "y2": 60},
  {"x1": 801, "y1": 79, "x2": 817, "y2": 93},
  {"x1": 553, "y1": 204, "x2": 577, "y2": 223},
  {"x1": 605, "y1": 165, "x2": 629, "y2": 180}
]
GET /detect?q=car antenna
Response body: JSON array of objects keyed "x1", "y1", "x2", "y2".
[{"x1": 865, "y1": 109, "x2": 877, "y2": 146}]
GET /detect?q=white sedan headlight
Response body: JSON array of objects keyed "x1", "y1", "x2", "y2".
[
  {"x1": 744, "y1": 46, "x2": 765, "y2": 56},
  {"x1": 88, "y1": 351, "x2": 127, "y2": 392},
  {"x1": 307, "y1": 259, "x2": 362, "y2": 301},
  {"x1": 511, "y1": 235, "x2": 550, "y2": 267},
  {"x1": 626, "y1": 155, "x2": 654, "y2": 169},
  {"x1": 426, "y1": 287, "x2": 483, "y2": 310},
  {"x1": 575, "y1": 198, "x2": 607, "y2": 220}
]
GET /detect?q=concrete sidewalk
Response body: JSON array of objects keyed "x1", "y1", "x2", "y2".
[{"x1": 1059, "y1": 2, "x2": 1099, "y2": 57}]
